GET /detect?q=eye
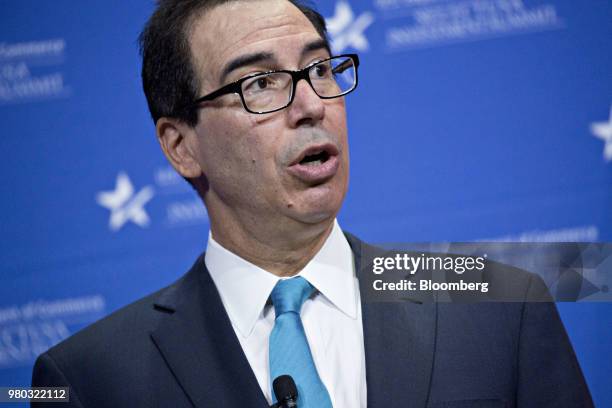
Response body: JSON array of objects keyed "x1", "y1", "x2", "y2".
[
  {"x1": 243, "y1": 76, "x2": 270, "y2": 91},
  {"x1": 241, "y1": 72, "x2": 293, "y2": 99},
  {"x1": 313, "y1": 63, "x2": 330, "y2": 78},
  {"x1": 256, "y1": 77, "x2": 269, "y2": 89},
  {"x1": 243, "y1": 73, "x2": 280, "y2": 94}
]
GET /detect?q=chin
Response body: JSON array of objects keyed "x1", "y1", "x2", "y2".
[
  {"x1": 289, "y1": 187, "x2": 345, "y2": 225},
  {"x1": 294, "y1": 210, "x2": 336, "y2": 225}
]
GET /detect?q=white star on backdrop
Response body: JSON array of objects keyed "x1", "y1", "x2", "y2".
[
  {"x1": 326, "y1": 0, "x2": 374, "y2": 54},
  {"x1": 96, "y1": 172, "x2": 154, "y2": 231},
  {"x1": 590, "y1": 105, "x2": 612, "y2": 162}
]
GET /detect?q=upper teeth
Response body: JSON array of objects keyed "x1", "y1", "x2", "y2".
[{"x1": 303, "y1": 159, "x2": 323, "y2": 166}]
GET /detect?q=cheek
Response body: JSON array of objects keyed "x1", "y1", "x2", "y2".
[
  {"x1": 242, "y1": 131, "x2": 285, "y2": 195},
  {"x1": 329, "y1": 109, "x2": 349, "y2": 164},
  {"x1": 215, "y1": 115, "x2": 283, "y2": 193},
  {"x1": 327, "y1": 103, "x2": 350, "y2": 188},
  {"x1": 196, "y1": 112, "x2": 255, "y2": 180},
  {"x1": 325, "y1": 99, "x2": 348, "y2": 134},
  {"x1": 239, "y1": 116, "x2": 272, "y2": 164}
]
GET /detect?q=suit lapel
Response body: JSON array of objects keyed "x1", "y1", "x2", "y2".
[
  {"x1": 345, "y1": 233, "x2": 437, "y2": 408},
  {"x1": 149, "y1": 233, "x2": 436, "y2": 407},
  {"x1": 150, "y1": 255, "x2": 269, "y2": 408}
]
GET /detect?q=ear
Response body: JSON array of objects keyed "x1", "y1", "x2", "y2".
[{"x1": 156, "y1": 117, "x2": 203, "y2": 179}]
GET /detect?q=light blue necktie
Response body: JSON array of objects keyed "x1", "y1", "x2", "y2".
[{"x1": 269, "y1": 277, "x2": 333, "y2": 408}]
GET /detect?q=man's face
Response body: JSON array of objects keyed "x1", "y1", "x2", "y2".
[{"x1": 187, "y1": 0, "x2": 350, "y2": 234}]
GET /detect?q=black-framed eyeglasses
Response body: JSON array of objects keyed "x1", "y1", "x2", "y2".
[{"x1": 190, "y1": 54, "x2": 360, "y2": 114}]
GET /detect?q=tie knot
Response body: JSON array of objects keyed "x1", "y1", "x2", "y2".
[{"x1": 271, "y1": 276, "x2": 314, "y2": 316}]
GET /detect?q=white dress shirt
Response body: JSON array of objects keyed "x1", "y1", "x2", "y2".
[{"x1": 205, "y1": 220, "x2": 367, "y2": 407}]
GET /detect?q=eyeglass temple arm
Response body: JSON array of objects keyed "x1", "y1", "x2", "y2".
[
  {"x1": 332, "y1": 54, "x2": 360, "y2": 75},
  {"x1": 192, "y1": 81, "x2": 240, "y2": 106}
]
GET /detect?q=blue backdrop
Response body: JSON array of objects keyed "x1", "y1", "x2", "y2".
[{"x1": 1, "y1": 0, "x2": 611, "y2": 406}]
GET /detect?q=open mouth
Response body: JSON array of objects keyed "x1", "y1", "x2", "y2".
[
  {"x1": 291, "y1": 143, "x2": 339, "y2": 167},
  {"x1": 299, "y1": 150, "x2": 331, "y2": 166},
  {"x1": 287, "y1": 143, "x2": 341, "y2": 183}
]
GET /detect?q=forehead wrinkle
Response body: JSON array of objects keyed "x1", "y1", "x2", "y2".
[
  {"x1": 218, "y1": 8, "x2": 317, "y2": 65},
  {"x1": 189, "y1": 0, "x2": 321, "y2": 92},
  {"x1": 230, "y1": 21, "x2": 307, "y2": 52},
  {"x1": 223, "y1": 31, "x2": 318, "y2": 65},
  {"x1": 223, "y1": 0, "x2": 311, "y2": 33}
]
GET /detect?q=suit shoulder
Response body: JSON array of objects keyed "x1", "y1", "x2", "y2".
[
  {"x1": 40, "y1": 260, "x2": 198, "y2": 364},
  {"x1": 481, "y1": 257, "x2": 551, "y2": 301}
]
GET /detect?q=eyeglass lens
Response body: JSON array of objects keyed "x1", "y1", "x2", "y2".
[{"x1": 240, "y1": 55, "x2": 356, "y2": 113}]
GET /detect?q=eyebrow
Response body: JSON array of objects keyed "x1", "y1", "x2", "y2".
[
  {"x1": 218, "y1": 38, "x2": 331, "y2": 84},
  {"x1": 219, "y1": 51, "x2": 275, "y2": 85},
  {"x1": 302, "y1": 38, "x2": 329, "y2": 56}
]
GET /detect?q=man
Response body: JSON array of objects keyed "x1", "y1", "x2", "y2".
[{"x1": 33, "y1": 0, "x2": 593, "y2": 407}]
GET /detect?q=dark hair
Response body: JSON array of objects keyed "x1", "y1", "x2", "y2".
[{"x1": 139, "y1": 0, "x2": 329, "y2": 127}]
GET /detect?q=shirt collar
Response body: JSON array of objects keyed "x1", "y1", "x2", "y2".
[{"x1": 205, "y1": 220, "x2": 357, "y2": 338}]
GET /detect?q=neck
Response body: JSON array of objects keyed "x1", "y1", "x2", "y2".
[{"x1": 209, "y1": 216, "x2": 335, "y2": 277}]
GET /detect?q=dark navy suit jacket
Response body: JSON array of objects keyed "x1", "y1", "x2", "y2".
[{"x1": 32, "y1": 233, "x2": 593, "y2": 407}]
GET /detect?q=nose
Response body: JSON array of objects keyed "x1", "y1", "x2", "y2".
[{"x1": 286, "y1": 78, "x2": 325, "y2": 128}]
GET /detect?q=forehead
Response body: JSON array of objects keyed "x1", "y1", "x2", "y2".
[{"x1": 189, "y1": 0, "x2": 322, "y2": 85}]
